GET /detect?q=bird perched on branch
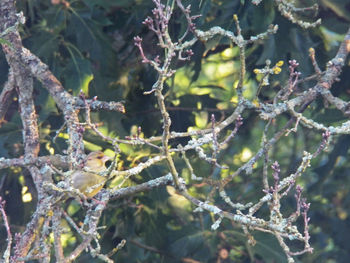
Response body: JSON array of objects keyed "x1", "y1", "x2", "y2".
[{"x1": 71, "y1": 151, "x2": 111, "y2": 198}]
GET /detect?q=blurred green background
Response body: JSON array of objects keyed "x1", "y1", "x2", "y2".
[{"x1": 1, "y1": 0, "x2": 350, "y2": 262}]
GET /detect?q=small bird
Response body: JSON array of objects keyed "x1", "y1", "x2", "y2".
[{"x1": 71, "y1": 151, "x2": 111, "y2": 198}]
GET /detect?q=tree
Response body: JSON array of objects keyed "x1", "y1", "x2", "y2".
[{"x1": 0, "y1": 0, "x2": 350, "y2": 262}]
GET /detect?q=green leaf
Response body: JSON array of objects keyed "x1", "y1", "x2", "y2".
[
  {"x1": 170, "y1": 232, "x2": 209, "y2": 258},
  {"x1": 82, "y1": 0, "x2": 135, "y2": 9},
  {"x1": 320, "y1": 0, "x2": 350, "y2": 21},
  {"x1": 61, "y1": 58, "x2": 94, "y2": 95}
]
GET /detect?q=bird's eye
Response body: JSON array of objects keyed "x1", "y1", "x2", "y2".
[{"x1": 97, "y1": 155, "x2": 103, "y2": 159}]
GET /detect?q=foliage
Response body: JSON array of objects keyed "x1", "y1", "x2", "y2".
[{"x1": 1, "y1": 0, "x2": 350, "y2": 262}]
